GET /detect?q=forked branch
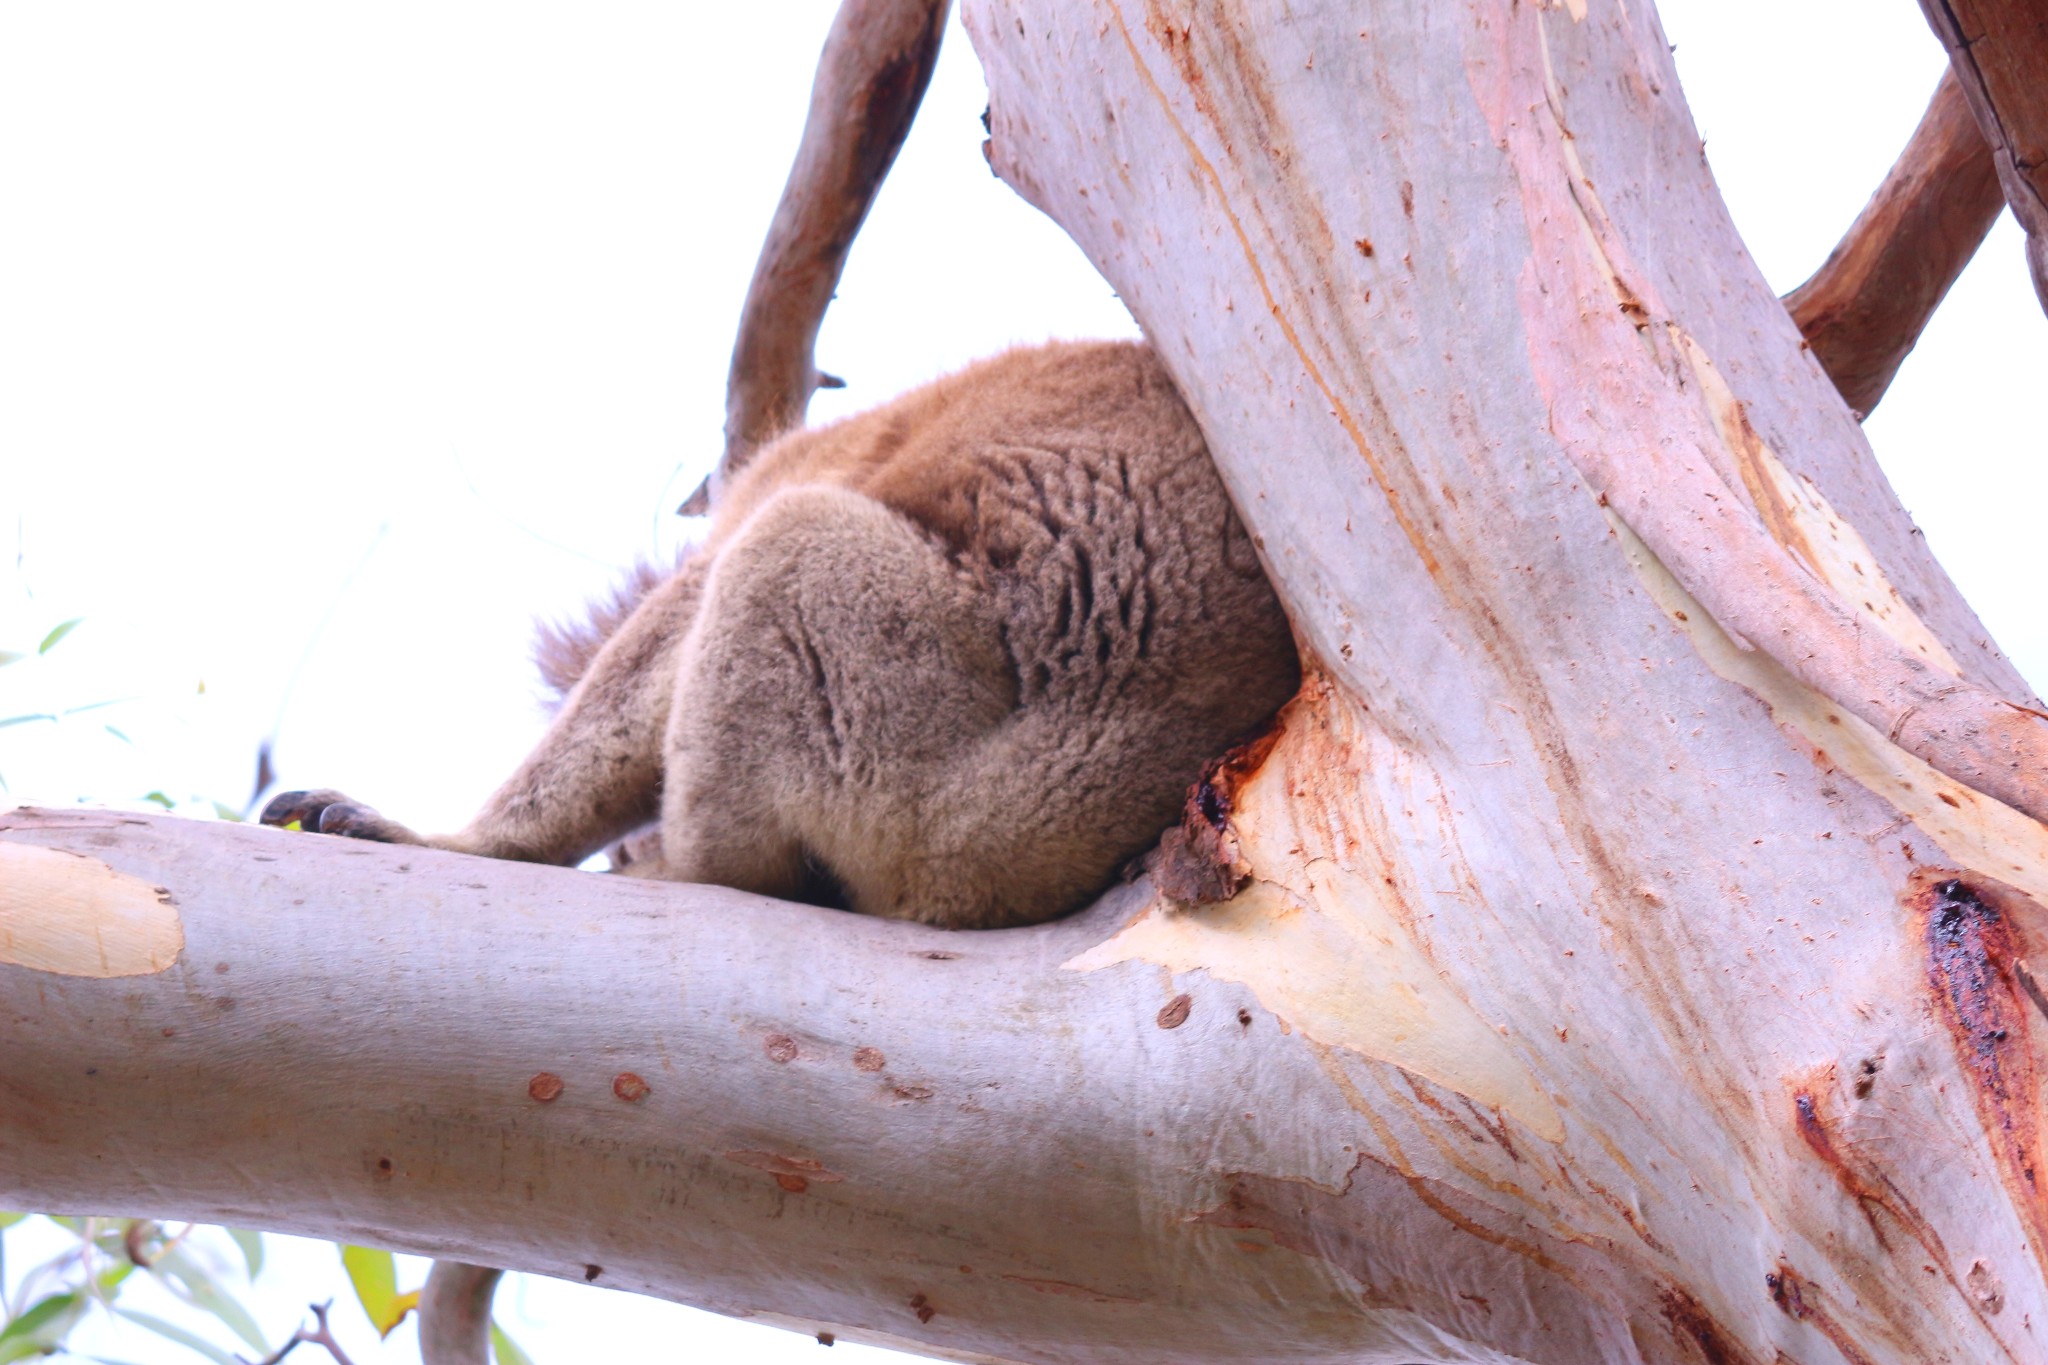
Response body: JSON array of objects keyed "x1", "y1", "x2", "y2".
[
  {"x1": 1785, "y1": 70, "x2": 2003, "y2": 417},
  {"x1": 1917, "y1": 0, "x2": 2048, "y2": 311},
  {"x1": 680, "y1": 0, "x2": 951, "y2": 514}
]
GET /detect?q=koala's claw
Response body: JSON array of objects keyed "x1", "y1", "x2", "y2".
[
  {"x1": 260, "y1": 788, "x2": 346, "y2": 830},
  {"x1": 260, "y1": 788, "x2": 425, "y2": 846}
]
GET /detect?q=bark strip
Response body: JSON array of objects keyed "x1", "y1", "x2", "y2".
[
  {"x1": 1784, "y1": 71, "x2": 2004, "y2": 417},
  {"x1": 1917, "y1": 0, "x2": 2048, "y2": 312}
]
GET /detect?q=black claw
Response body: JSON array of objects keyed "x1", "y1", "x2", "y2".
[
  {"x1": 319, "y1": 802, "x2": 380, "y2": 839},
  {"x1": 261, "y1": 788, "x2": 417, "y2": 845},
  {"x1": 317, "y1": 800, "x2": 422, "y2": 846},
  {"x1": 260, "y1": 789, "x2": 345, "y2": 830}
]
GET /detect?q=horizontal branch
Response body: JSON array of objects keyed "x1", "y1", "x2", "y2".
[
  {"x1": 1918, "y1": 0, "x2": 2048, "y2": 311},
  {"x1": 10, "y1": 805, "x2": 1608, "y2": 1364},
  {"x1": 1784, "y1": 70, "x2": 2004, "y2": 417}
]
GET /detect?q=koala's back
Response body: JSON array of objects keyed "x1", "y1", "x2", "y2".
[
  {"x1": 265, "y1": 341, "x2": 1295, "y2": 928},
  {"x1": 670, "y1": 340, "x2": 1298, "y2": 927}
]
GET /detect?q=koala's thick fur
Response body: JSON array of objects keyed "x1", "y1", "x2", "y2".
[{"x1": 264, "y1": 340, "x2": 1300, "y2": 928}]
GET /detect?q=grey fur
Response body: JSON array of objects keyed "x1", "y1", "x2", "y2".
[{"x1": 264, "y1": 341, "x2": 1299, "y2": 928}]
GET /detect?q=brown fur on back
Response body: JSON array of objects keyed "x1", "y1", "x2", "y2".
[
  {"x1": 283, "y1": 340, "x2": 1300, "y2": 929},
  {"x1": 648, "y1": 340, "x2": 1302, "y2": 925}
]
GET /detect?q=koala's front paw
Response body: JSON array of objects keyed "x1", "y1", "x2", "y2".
[{"x1": 260, "y1": 788, "x2": 426, "y2": 846}]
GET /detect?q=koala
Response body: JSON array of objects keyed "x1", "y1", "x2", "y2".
[{"x1": 262, "y1": 340, "x2": 1300, "y2": 928}]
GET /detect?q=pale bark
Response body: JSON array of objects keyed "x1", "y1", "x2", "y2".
[
  {"x1": 1784, "y1": 70, "x2": 2004, "y2": 418},
  {"x1": 7, "y1": 3, "x2": 2048, "y2": 1364},
  {"x1": 417, "y1": 1263, "x2": 501, "y2": 1365}
]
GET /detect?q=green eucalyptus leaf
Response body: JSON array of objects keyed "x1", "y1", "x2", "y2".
[
  {"x1": 209, "y1": 802, "x2": 242, "y2": 824},
  {"x1": 223, "y1": 1230, "x2": 262, "y2": 1280},
  {"x1": 491, "y1": 1319, "x2": 535, "y2": 1365},
  {"x1": 0, "y1": 714, "x2": 56, "y2": 730},
  {"x1": 112, "y1": 1309, "x2": 239, "y2": 1365},
  {"x1": 0, "y1": 1290, "x2": 86, "y2": 1362},
  {"x1": 36, "y1": 620, "x2": 82, "y2": 655},
  {"x1": 59, "y1": 699, "x2": 131, "y2": 718},
  {"x1": 151, "y1": 1246, "x2": 266, "y2": 1351},
  {"x1": 141, "y1": 792, "x2": 175, "y2": 810},
  {"x1": 103, "y1": 725, "x2": 133, "y2": 745}
]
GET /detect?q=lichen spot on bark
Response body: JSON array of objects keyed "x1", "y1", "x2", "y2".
[{"x1": 0, "y1": 842, "x2": 183, "y2": 977}]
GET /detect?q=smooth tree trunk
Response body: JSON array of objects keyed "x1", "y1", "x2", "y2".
[{"x1": 6, "y1": 3, "x2": 2048, "y2": 1363}]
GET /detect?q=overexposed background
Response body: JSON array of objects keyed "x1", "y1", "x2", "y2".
[{"x1": 1, "y1": 1, "x2": 2042, "y2": 1361}]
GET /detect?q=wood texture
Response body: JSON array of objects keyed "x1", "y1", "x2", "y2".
[
  {"x1": 1785, "y1": 71, "x2": 2004, "y2": 417},
  {"x1": 8, "y1": 3, "x2": 2048, "y2": 1363},
  {"x1": 689, "y1": 0, "x2": 949, "y2": 515},
  {"x1": 418, "y1": 1263, "x2": 503, "y2": 1365},
  {"x1": 1919, "y1": 0, "x2": 2048, "y2": 310},
  {"x1": 965, "y1": 0, "x2": 2048, "y2": 1357}
]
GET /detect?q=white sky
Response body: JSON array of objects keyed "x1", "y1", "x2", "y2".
[{"x1": 1, "y1": 2, "x2": 2043, "y2": 1362}]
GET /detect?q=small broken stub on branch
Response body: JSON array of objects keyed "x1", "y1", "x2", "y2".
[{"x1": 1154, "y1": 721, "x2": 1286, "y2": 907}]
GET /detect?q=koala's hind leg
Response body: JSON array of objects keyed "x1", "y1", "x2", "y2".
[
  {"x1": 265, "y1": 560, "x2": 706, "y2": 867},
  {"x1": 435, "y1": 559, "x2": 708, "y2": 865},
  {"x1": 651, "y1": 485, "x2": 1018, "y2": 912}
]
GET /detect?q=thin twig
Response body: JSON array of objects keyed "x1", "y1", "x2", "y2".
[{"x1": 238, "y1": 1300, "x2": 357, "y2": 1365}]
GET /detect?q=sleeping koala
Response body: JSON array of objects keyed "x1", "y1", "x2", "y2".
[{"x1": 262, "y1": 340, "x2": 1299, "y2": 928}]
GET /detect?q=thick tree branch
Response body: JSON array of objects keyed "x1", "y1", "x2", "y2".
[
  {"x1": 680, "y1": 0, "x2": 949, "y2": 515},
  {"x1": 967, "y1": 0, "x2": 2048, "y2": 1353},
  {"x1": 1917, "y1": 0, "x2": 2048, "y2": 311},
  {"x1": 13, "y1": 3, "x2": 2048, "y2": 1362},
  {"x1": 1784, "y1": 71, "x2": 2004, "y2": 417}
]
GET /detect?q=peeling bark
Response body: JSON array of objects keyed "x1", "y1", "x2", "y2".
[
  {"x1": 7, "y1": 3, "x2": 2048, "y2": 1363},
  {"x1": 1784, "y1": 70, "x2": 2004, "y2": 418}
]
